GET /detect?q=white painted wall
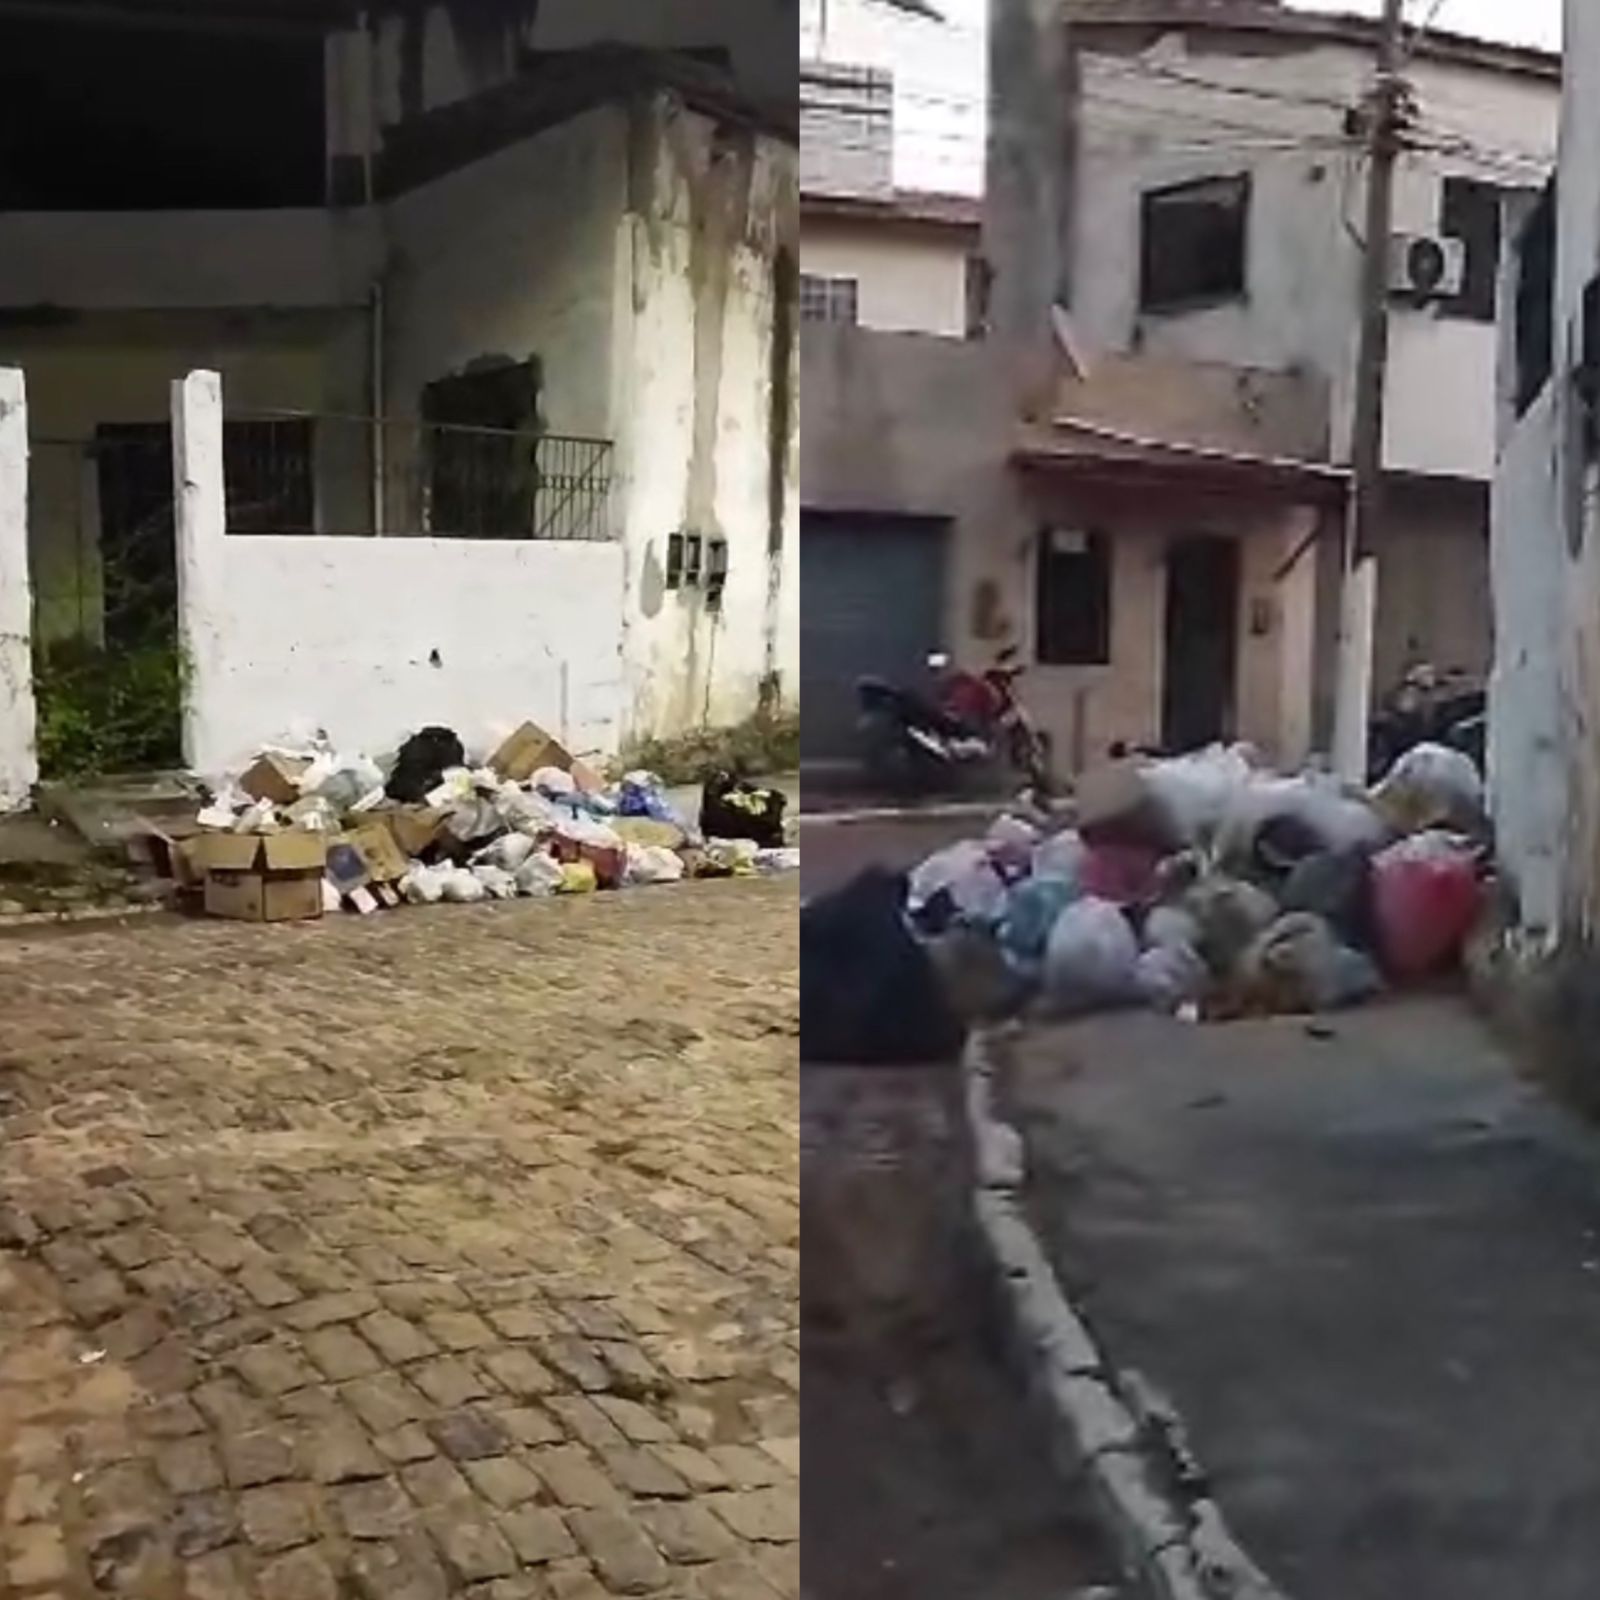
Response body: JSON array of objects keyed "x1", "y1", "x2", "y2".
[
  {"x1": 0, "y1": 370, "x2": 35, "y2": 810},
  {"x1": 1489, "y1": 0, "x2": 1600, "y2": 936},
  {"x1": 383, "y1": 108, "x2": 627, "y2": 440},
  {"x1": 613, "y1": 101, "x2": 798, "y2": 736},
  {"x1": 174, "y1": 371, "x2": 625, "y2": 780},
  {"x1": 1071, "y1": 33, "x2": 1558, "y2": 476},
  {"x1": 0, "y1": 211, "x2": 377, "y2": 312},
  {"x1": 801, "y1": 217, "x2": 971, "y2": 336}
]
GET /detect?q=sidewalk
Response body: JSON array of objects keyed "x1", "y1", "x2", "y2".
[{"x1": 1001, "y1": 997, "x2": 1600, "y2": 1600}]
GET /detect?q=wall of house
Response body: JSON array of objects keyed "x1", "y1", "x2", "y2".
[
  {"x1": 612, "y1": 98, "x2": 798, "y2": 737},
  {"x1": 381, "y1": 107, "x2": 627, "y2": 440},
  {"x1": 0, "y1": 211, "x2": 376, "y2": 313},
  {"x1": 0, "y1": 370, "x2": 34, "y2": 810},
  {"x1": 802, "y1": 325, "x2": 1320, "y2": 773},
  {"x1": 1069, "y1": 32, "x2": 1557, "y2": 477},
  {"x1": 174, "y1": 371, "x2": 625, "y2": 779},
  {"x1": 0, "y1": 313, "x2": 363, "y2": 647},
  {"x1": 800, "y1": 217, "x2": 971, "y2": 336}
]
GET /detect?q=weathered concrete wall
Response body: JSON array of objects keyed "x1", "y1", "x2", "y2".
[
  {"x1": 800, "y1": 215, "x2": 971, "y2": 337},
  {"x1": 0, "y1": 370, "x2": 35, "y2": 811},
  {"x1": 802, "y1": 326, "x2": 1320, "y2": 771},
  {"x1": 174, "y1": 371, "x2": 625, "y2": 780},
  {"x1": 613, "y1": 98, "x2": 798, "y2": 737},
  {"x1": 383, "y1": 108, "x2": 626, "y2": 440},
  {"x1": 1069, "y1": 29, "x2": 1557, "y2": 478},
  {"x1": 0, "y1": 211, "x2": 378, "y2": 313}
]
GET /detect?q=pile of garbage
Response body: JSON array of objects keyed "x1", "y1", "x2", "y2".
[
  {"x1": 149, "y1": 720, "x2": 796, "y2": 923},
  {"x1": 807, "y1": 741, "x2": 1490, "y2": 1055}
]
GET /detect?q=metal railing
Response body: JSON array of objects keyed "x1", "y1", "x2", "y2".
[{"x1": 224, "y1": 411, "x2": 616, "y2": 541}]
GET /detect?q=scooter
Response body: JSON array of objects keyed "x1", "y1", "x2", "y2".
[
  {"x1": 856, "y1": 648, "x2": 1052, "y2": 796},
  {"x1": 1367, "y1": 663, "x2": 1486, "y2": 782}
]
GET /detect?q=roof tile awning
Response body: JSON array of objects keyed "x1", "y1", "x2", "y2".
[{"x1": 1013, "y1": 417, "x2": 1349, "y2": 507}]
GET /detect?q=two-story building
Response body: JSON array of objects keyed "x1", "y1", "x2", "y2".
[{"x1": 0, "y1": 0, "x2": 797, "y2": 807}]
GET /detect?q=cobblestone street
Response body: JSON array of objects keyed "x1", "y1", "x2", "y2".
[{"x1": 0, "y1": 882, "x2": 798, "y2": 1600}]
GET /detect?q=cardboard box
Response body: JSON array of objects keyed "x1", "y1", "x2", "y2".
[
  {"x1": 238, "y1": 752, "x2": 312, "y2": 807},
  {"x1": 192, "y1": 832, "x2": 327, "y2": 923},
  {"x1": 326, "y1": 824, "x2": 410, "y2": 906},
  {"x1": 376, "y1": 805, "x2": 447, "y2": 860},
  {"x1": 489, "y1": 721, "x2": 574, "y2": 783}
]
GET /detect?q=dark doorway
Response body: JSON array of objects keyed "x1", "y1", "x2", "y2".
[{"x1": 1162, "y1": 534, "x2": 1240, "y2": 752}]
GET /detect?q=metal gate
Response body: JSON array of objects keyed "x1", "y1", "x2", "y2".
[
  {"x1": 800, "y1": 513, "x2": 948, "y2": 762},
  {"x1": 29, "y1": 427, "x2": 183, "y2": 780}
]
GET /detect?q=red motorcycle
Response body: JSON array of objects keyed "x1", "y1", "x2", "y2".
[{"x1": 857, "y1": 647, "x2": 1052, "y2": 795}]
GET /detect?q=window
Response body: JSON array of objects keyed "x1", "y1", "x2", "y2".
[
  {"x1": 800, "y1": 273, "x2": 860, "y2": 325},
  {"x1": 1440, "y1": 176, "x2": 1507, "y2": 323},
  {"x1": 1514, "y1": 180, "x2": 1556, "y2": 417},
  {"x1": 1140, "y1": 175, "x2": 1250, "y2": 313},
  {"x1": 1036, "y1": 528, "x2": 1111, "y2": 666}
]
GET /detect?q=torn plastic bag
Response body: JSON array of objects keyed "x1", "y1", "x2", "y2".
[
  {"x1": 1041, "y1": 896, "x2": 1141, "y2": 1015},
  {"x1": 701, "y1": 838, "x2": 760, "y2": 876},
  {"x1": 301, "y1": 751, "x2": 386, "y2": 813},
  {"x1": 700, "y1": 774, "x2": 787, "y2": 849}
]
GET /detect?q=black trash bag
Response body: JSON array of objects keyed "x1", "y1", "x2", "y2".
[
  {"x1": 386, "y1": 726, "x2": 466, "y2": 803},
  {"x1": 700, "y1": 771, "x2": 787, "y2": 848},
  {"x1": 801, "y1": 868, "x2": 966, "y2": 1065},
  {"x1": 1280, "y1": 847, "x2": 1376, "y2": 953}
]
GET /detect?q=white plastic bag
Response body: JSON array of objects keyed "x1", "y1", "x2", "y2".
[
  {"x1": 625, "y1": 844, "x2": 686, "y2": 885},
  {"x1": 475, "y1": 832, "x2": 536, "y2": 872},
  {"x1": 1136, "y1": 941, "x2": 1210, "y2": 1013},
  {"x1": 514, "y1": 853, "x2": 566, "y2": 897},
  {"x1": 533, "y1": 766, "x2": 577, "y2": 797},
  {"x1": 1143, "y1": 744, "x2": 1256, "y2": 845},
  {"x1": 400, "y1": 863, "x2": 446, "y2": 905},
  {"x1": 471, "y1": 863, "x2": 519, "y2": 900},
  {"x1": 1031, "y1": 829, "x2": 1086, "y2": 887},
  {"x1": 437, "y1": 866, "x2": 488, "y2": 904},
  {"x1": 1217, "y1": 772, "x2": 1385, "y2": 870},
  {"x1": 907, "y1": 840, "x2": 1008, "y2": 925},
  {"x1": 986, "y1": 814, "x2": 1041, "y2": 874},
  {"x1": 1042, "y1": 896, "x2": 1140, "y2": 1014},
  {"x1": 1372, "y1": 742, "x2": 1484, "y2": 830},
  {"x1": 753, "y1": 847, "x2": 801, "y2": 875}
]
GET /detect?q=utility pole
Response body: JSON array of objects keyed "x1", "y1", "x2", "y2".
[{"x1": 1332, "y1": 0, "x2": 1409, "y2": 783}]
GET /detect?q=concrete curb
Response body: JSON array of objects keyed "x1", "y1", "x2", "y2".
[
  {"x1": 797, "y1": 800, "x2": 1001, "y2": 827},
  {"x1": 961, "y1": 1027, "x2": 1290, "y2": 1600}
]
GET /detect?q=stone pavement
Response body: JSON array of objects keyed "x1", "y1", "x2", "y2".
[
  {"x1": 1003, "y1": 997, "x2": 1600, "y2": 1600},
  {"x1": 0, "y1": 881, "x2": 798, "y2": 1600}
]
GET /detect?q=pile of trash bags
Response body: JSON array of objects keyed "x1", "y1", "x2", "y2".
[
  {"x1": 182, "y1": 721, "x2": 797, "y2": 913},
  {"x1": 809, "y1": 740, "x2": 1490, "y2": 1050}
]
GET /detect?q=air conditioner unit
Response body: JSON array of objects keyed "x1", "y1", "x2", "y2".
[{"x1": 1389, "y1": 233, "x2": 1466, "y2": 300}]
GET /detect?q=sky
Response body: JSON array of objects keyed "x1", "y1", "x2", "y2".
[{"x1": 1289, "y1": 0, "x2": 1561, "y2": 52}]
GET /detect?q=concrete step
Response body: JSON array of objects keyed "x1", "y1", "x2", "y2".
[{"x1": 35, "y1": 772, "x2": 205, "y2": 854}]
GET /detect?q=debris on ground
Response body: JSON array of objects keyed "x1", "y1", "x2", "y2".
[
  {"x1": 825, "y1": 739, "x2": 1495, "y2": 1036},
  {"x1": 134, "y1": 720, "x2": 797, "y2": 923}
]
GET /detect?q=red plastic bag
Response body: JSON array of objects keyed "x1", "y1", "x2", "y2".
[
  {"x1": 1079, "y1": 842, "x2": 1163, "y2": 907},
  {"x1": 1372, "y1": 834, "x2": 1482, "y2": 979}
]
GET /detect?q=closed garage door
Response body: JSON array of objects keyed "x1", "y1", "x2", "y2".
[{"x1": 801, "y1": 513, "x2": 948, "y2": 761}]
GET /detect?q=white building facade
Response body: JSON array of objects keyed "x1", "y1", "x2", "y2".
[
  {"x1": 0, "y1": 0, "x2": 797, "y2": 806},
  {"x1": 1065, "y1": 0, "x2": 1558, "y2": 728}
]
